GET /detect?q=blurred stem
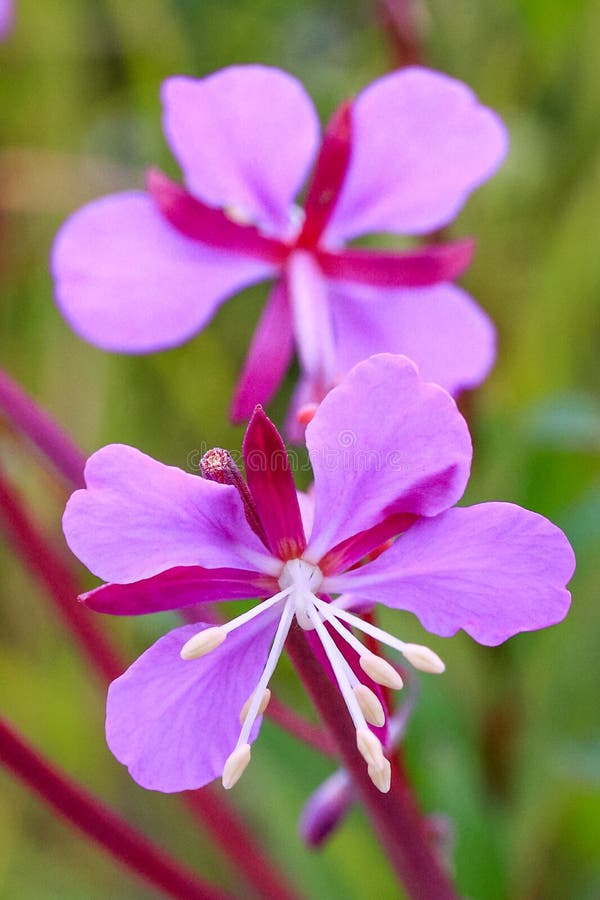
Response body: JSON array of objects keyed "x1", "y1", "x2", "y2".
[
  {"x1": 0, "y1": 465, "x2": 123, "y2": 683},
  {"x1": 286, "y1": 623, "x2": 460, "y2": 900},
  {"x1": 0, "y1": 716, "x2": 228, "y2": 900},
  {"x1": 268, "y1": 693, "x2": 337, "y2": 757},
  {"x1": 377, "y1": 0, "x2": 425, "y2": 67},
  {"x1": 0, "y1": 464, "x2": 304, "y2": 900},
  {"x1": 0, "y1": 367, "x2": 86, "y2": 488}
]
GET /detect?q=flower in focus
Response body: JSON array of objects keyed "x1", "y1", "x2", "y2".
[
  {"x1": 62, "y1": 355, "x2": 574, "y2": 794},
  {"x1": 52, "y1": 65, "x2": 507, "y2": 428}
]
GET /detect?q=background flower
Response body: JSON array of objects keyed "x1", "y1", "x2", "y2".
[{"x1": 51, "y1": 64, "x2": 506, "y2": 426}]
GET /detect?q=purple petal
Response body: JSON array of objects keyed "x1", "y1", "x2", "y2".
[
  {"x1": 106, "y1": 616, "x2": 278, "y2": 792},
  {"x1": 52, "y1": 193, "x2": 273, "y2": 352},
  {"x1": 162, "y1": 66, "x2": 320, "y2": 233},
  {"x1": 63, "y1": 444, "x2": 272, "y2": 583},
  {"x1": 326, "y1": 67, "x2": 508, "y2": 241},
  {"x1": 0, "y1": 0, "x2": 13, "y2": 39},
  {"x1": 328, "y1": 503, "x2": 575, "y2": 646},
  {"x1": 81, "y1": 566, "x2": 277, "y2": 615},
  {"x1": 243, "y1": 407, "x2": 306, "y2": 560},
  {"x1": 305, "y1": 355, "x2": 472, "y2": 562},
  {"x1": 330, "y1": 281, "x2": 496, "y2": 396},
  {"x1": 230, "y1": 279, "x2": 294, "y2": 422}
]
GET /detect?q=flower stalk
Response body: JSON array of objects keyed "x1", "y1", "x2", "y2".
[
  {"x1": 0, "y1": 716, "x2": 228, "y2": 900},
  {"x1": 0, "y1": 463, "x2": 304, "y2": 900},
  {"x1": 0, "y1": 367, "x2": 86, "y2": 488},
  {"x1": 286, "y1": 622, "x2": 460, "y2": 900}
]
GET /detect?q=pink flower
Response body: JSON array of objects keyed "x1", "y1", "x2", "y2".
[
  {"x1": 62, "y1": 355, "x2": 574, "y2": 794},
  {"x1": 52, "y1": 66, "x2": 507, "y2": 426},
  {"x1": 0, "y1": 0, "x2": 13, "y2": 40}
]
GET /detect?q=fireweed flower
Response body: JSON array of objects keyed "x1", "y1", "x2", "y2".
[
  {"x1": 52, "y1": 65, "x2": 507, "y2": 427},
  {"x1": 0, "y1": 0, "x2": 13, "y2": 39},
  {"x1": 62, "y1": 355, "x2": 574, "y2": 794}
]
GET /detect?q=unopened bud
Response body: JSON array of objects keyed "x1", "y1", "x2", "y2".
[{"x1": 297, "y1": 402, "x2": 319, "y2": 426}]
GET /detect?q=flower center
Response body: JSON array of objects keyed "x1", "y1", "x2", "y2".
[{"x1": 278, "y1": 558, "x2": 323, "y2": 630}]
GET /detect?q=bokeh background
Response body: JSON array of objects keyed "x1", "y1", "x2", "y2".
[{"x1": 1, "y1": 1, "x2": 599, "y2": 897}]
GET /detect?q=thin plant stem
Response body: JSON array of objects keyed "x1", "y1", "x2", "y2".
[
  {"x1": 0, "y1": 464, "x2": 304, "y2": 900},
  {"x1": 0, "y1": 465, "x2": 122, "y2": 684},
  {"x1": 184, "y1": 790, "x2": 303, "y2": 900},
  {"x1": 0, "y1": 716, "x2": 228, "y2": 900},
  {"x1": 378, "y1": 0, "x2": 425, "y2": 67},
  {"x1": 286, "y1": 622, "x2": 460, "y2": 900},
  {"x1": 0, "y1": 367, "x2": 86, "y2": 488},
  {"x1": 268, "y1": 693, "x2": 336, "y2": 758}
]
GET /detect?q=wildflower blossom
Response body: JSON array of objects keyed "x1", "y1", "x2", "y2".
[
  {"x1": 63, "y1": 355, "x2": 573, "y2": 793},
  {"x1": 0, "y1": 0, "x2": 13, "y2": 39},
  {"x1": 52, "y1": 66, "x2": 507, "y2": 426}
]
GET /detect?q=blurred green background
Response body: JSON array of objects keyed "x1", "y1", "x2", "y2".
[{"x1": 0, "y1": 0, "x2": 599, "y2": 897}]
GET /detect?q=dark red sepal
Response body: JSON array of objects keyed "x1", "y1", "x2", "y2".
[
  {"x1": 243, "y1": 406, "x2": 306, "y2": 560},
  {"x1": 147, "y1": 168, "x2": 288, "y2": 264}
]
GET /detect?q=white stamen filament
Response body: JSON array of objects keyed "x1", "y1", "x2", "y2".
[
  {"x1": 236, "y1": 599, "x2": 296, "y2": 749},
  {"x1": 313, "y1": 596, "x2": 403, "y2": 689},
  {"x1": 222, "y1": 587, "x2": 293, "y2": 636},
  {"x1": 180, "y1": 588, "x2": 292, "y2": 662},
  {"x1": 305, "y1": 598, "x2": 370, "y2": 735},
  {"x1": 178, "y1": 556, "x2": 445, "y2": 794},
  {"x1": 324, "y1": 599, "x2": 445, "y2": 674}
]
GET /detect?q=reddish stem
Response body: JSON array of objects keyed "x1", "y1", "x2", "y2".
[
  {"x1": 267, "y1": 694, "x2": 337, "y2": 758},
  {"x1": 0, "y1": 368, "x2": 86, "y2": 488},
  {"x1": 0, "y1": 716, "x2": 227, "y2": 900},
  {"x1": 286, "y1": 623, "x2": 460, "y2": 900},
  {"x1": 0, "y1": 466, "x2": 304, "y2": 900},
  {"x1": 0, "y1": 465, "x2": 122, "y2": 684},
  {"x1": 378, "y1": 0, "x2": 425, "y2": 67},
  {"x1": 185, "y1": 790, "x2": 302, "y2": 900}
]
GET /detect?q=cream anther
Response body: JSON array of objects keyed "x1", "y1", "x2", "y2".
[
  {"x1": 180, "y1": 626, "x2": 226, "y2": 660},
  {"x1": 240, "y1": 688, "x2": 271, "y2": 725},
  {"x1": 368, "y1": 759, "x2": 391, "y2": 794},
  {"x1": 402, "y1": 643, "x2": 445, "y2": 674},
  {"x1": 359, "y1": 651, "x2": 404, "y2": 690},
  {"x1": 353, "y1": 684, "x2": 385, "y2": 728},
  {"x1": 222, "y1": 743, "x2": 251, "y2": 790},
  {"x1": 356, "y1": 728, "x2": 386, "y2": 770}
]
